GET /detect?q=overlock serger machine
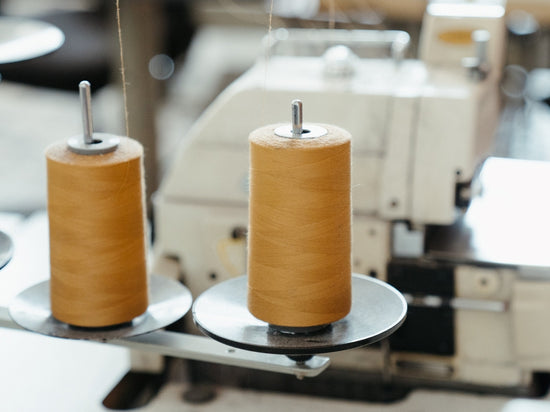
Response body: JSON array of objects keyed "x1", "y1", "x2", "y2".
[{"x1": 154, "y1": 1, "x2": 550, "y2": 395}]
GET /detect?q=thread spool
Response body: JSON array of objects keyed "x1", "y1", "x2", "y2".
[
  {"x1": 46, "y1": 81, "x2": 148, "y2": 327},
  {"x1": 247, "y1": 100, "x2": 352, "y2": 330}
]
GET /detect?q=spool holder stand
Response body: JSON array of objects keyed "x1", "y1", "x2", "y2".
[
  {"x1": 192, "y1": 100, "x2": 407, "y2": 359},
  {"x1": 7, "y1": 81, "x2": 193, "y2": 340},
  {"x1": 6, "y1": 81, "x2": 198, "y2": 349},
  {"x1": 3, "y1": 96, "x2": 407, "y2": 379}
]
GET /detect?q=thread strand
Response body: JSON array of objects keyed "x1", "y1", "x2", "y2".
[
  {"x1": 261, "y1": 0, "x2": 275, "y2": 125},
  {"x1": 115, "y1": 0, "x2": 130, "y2": 137}
]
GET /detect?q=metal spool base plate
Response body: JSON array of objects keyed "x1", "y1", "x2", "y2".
[
  {"x1": 192, "y1": 274, "x2": 407, "y2": 356},
  {"x1": 0, "y1": 231, "x2": 13, "y2": 270},
  {"x1": 9, "y1": 274, "x2": 192, "y2": 340}
]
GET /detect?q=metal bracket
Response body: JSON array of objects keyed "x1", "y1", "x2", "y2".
[{"x1": 0, "y1": 306, "x2": 329, "y2": 379}]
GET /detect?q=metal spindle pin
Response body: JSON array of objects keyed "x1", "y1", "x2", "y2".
[
  {"x1": 274, "y1": 100, "x2": 327, "y2": 139},
  {"x1": 291, "y1": 99, "x2": 303, "y2": 136},
  {"x1": 79, "y1": 80, "x2": 94, "y2": 145},
  {"x1": 67, "y1": 80, "x2": 120, "y2": 155}
]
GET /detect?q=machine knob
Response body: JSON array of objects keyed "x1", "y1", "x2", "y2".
[{"x1": 462, "y1": 30, "x2": 491, "y2": 81}]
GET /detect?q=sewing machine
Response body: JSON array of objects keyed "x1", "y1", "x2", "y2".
[{"x1": 153, "y1": 0, "x2": 550, "y2": 396}]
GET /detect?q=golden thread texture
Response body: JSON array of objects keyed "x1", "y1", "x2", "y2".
[
  {"x1": 247, "y1": 124, "x2": 352, "y2": 327},
  {"x1": 46, "y1": 137, "x2": 148, "y2": 327}
]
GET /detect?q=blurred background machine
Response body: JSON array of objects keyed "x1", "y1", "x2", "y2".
[{"x1": 153, "y1": 0, "x2": 550, "y2": 399}]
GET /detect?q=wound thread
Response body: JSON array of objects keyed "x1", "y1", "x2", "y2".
[
  {"x1": 247, "y1": 123, "x2": 352, "y2": 328},
  {"x1": 46, "y1": 137, "x2": 148, "y2": 327}
]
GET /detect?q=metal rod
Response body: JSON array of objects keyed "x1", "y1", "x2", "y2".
[
  {"x1": 79, "y1": 80, "x2": 94, "y2": 145},
  {"x1": 0, "y1": 306, "x2": 330, "y2": 379},
  {"x1": 112, "y1": 331, "x2": 330, "y2": 379},
  {"x1": 291, "y1": 99, "x2": 303, "y2": 136}
]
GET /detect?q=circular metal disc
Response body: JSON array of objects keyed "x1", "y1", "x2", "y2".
[
  {"x1": 0, "y1": 17, "x2": 64, "y2": 64},
  {"x1": 67, "y1": 133, "x2": 120, "y2": 155},
  {"x1": 274, "y1": 123, "x2": 328, "y2": 139},
  {"x1": 0, "y1": 230, "x2": 13, "y2": 270},
  {"x1": 193, "y1": 274, "x2": 407, "y2": 355},
  {"x1": 9, "y1": 274, "x2": 192, "y2": 340}
]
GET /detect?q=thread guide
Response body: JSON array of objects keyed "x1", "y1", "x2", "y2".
[{"x1": 67, "y1": 81, "x2": 120, "y2": 155}]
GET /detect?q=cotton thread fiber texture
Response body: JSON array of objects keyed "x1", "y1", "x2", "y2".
[
  {"x1": 46, "y1": 137, "x2": 148, "y2": 327},
  {"x1": 247, "y1": 124, "x2": 352, "y2": 327}
]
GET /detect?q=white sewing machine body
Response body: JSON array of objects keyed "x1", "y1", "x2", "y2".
[
  {"x1": 157, "y1": 0, "x2": 505, "y2": 279},
  {"x1": 153, "y1": 1, "x2": 550, "y2": 394}
]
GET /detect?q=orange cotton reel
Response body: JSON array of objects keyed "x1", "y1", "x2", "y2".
[
  {"x1": 247, "y1": 123, "x2": 352, "y2": 328},
  {"x1": 46, "y1": 137, "x2": 148, "y2": 327}
]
